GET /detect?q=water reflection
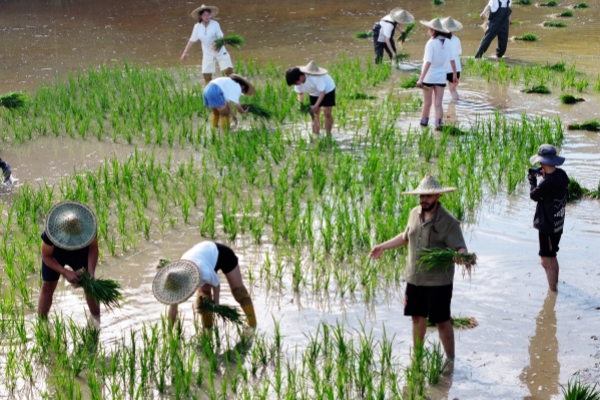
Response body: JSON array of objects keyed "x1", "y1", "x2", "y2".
[{"x1": 520, "y1": 291, "x2": 560, "y2": 399}]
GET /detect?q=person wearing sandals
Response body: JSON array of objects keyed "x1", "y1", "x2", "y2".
[
  {"x1": 474, "y1": 0, "x2": 512, "y2": 59},
  {"x1": 153, "y1": 241, "x2": 257, "y2": 329},
  {"x1": 180, "y1": 5, "x2": 235, "y2": 85},
  {"x1": 203, "y1": 74, "x2": 255, "y2": 130},
  {"x1": 416, "y1": 18, "x2": 457, "y2": 130},
  {"x1": 372, "y1": 8, "x2": 415, "y2": 64},
  {"x1": 441, "y1": 17, "x2": 463, "y2": 101}
]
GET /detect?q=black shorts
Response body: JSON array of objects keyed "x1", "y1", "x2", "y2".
[
  {"x1": 446, "y1": 71, "x2": 461, "y2": 82},
  {"x1": 41, "y1": 262, "x2": 87, "y2": 282},
  {"x1": 309, "y1": 89, "x2": 336, "y2": 108},
  {"x1": 404, "y1": 283, "x2": 453, "y2": 324},
  {"x1": 215, "y1": 243, "x2": 238, "y2": 274},
  {"x1": 538, "y1": 231, "x2": 561, "y2": 258},
  {"x1": 423, "y1": 82, "x2": 446, "y2": 88}
]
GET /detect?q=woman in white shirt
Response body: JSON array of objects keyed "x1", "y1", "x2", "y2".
[
  {"x1": 180, "y1": 5, "x2": 235, "y2": 85},
  {"x1": 203, "y1": 74, "x2": 255, "y2": 130},
  {"x1": 474, "y1": 0, "x2": 512, "y2": 58},
  {"x1": 416, "y1": 19, "x2": 457, "y2": 129},
  {"x1": 441, "y1": 17, "x2": 463, "y2": 101}
]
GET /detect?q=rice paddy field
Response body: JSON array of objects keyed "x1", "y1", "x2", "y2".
[{"x1": 1, "y1": 0, "x2": 600, "y2": 399}]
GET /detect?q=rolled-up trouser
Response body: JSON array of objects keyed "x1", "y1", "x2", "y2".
[
  {"x1": 374, "y1": 38, "x2": 396, "y2": 64},
  {"x1": 475, "y1": 7, "x2": 512, "y2": 58}
]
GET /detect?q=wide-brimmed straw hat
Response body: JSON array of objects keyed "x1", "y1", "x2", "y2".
[
  {"x1": 530, "y1": 144, "x2": 565, "y2": 166},
  {"x1": 190, "y1": 4, "x2": 218, "y2": 20},
  {"x1": 152, "y1": 260, "x2": 202, "y2": 305},
  {"x1": 45, "y1": 201, "x2": 97, "y2": 250},
  {"x1": 229, "y1": 74, "x2": 256, "y2": 96},
  {"x1": 441, "y1": 17, "x2": 463, "y2": 32},
  {"x1": 402, "y1": 174, "x2": 457, "y2": 195},
  {"x1": 298, "y1": 60, "x2": 328, "y2": 76},
  {"x1": 390, "y1": 8, "x2": 415, "y2": 25},
  {"x1": 419, "y1": 18, "x2": 449, "y2": 33}
]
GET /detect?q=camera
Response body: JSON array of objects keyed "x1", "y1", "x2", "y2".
[{"x1": 528, "y1": 167, "x2": 542, "y2": 176}]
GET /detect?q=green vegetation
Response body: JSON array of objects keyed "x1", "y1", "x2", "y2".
[
  {"x1": 514, "y1": 0, "x2": 532, "y2": 3},
  {"x1": 399, "y1": 22, "x2": 417, "y2": 43},
  {"x1": 540, "y1": 0, "x2": 558, "y2": 6},
  {"x1": 241, "y1": 103, "x2": 274, "y2": 119},
  {"x1": 522, "y1": 84, "x2": 551, "y2": 94},
  {"x1": 573, "y1": 2, "x2": 589, "y2": 8},
  {"x1": 561, "y1": 378, "x2": 600, "y2": 400},
  {"x1": 395, "y1": 53, "x2": 411, "y2": 62},
  {"x1": 547, "y1": 61, "x2": 566, "y2": 71},
  {"x1": 568, "y1": 120, "x2": 600, "y2": 131},
  {"x1": 427, "y1": 316, "x2": 478, "y2": 328},
  {"x1": 354, "y1": 31, "x2": 372, "y2": 39},
  {"x1": 73, "y1": 270, "x2": 123, "y2": 311},
  {"x1": 511, "y1": 19, "x2": 524, "y2": 24},
  {"x1": 213, "y1": 34, "x2": 245, "y2": 51},
  {"x1": 348, "y1": 92, "x2": 377, "y2": 100},
  {"x1": 559, "y1": 94, "x2": 585, "y2": 104},
  {"x1": 198, "y1": 298, "x2": 243, "y2": 325},
  {"x1": 432, "y1": 0, "x2": 446, "y2": 5},
  {"x1": 559, "y1": 10, "x2": 574, "y2": 16},
  {"x1": 468, "y1": 12, "x2": 480, "y2": 18},
  {"x1": 515, "y1": 32, "x2": 540, "y2": 41},
  {"x1": 544, "y1": 20, "x2": 567, "y2": 27},
  {"x1": 418, "y1": 248, "x2": 478, "y2": 278},
  {"x1": 567, "y1": 177, "x2": 588, "y2": 202},
  {"x1": 0, "y1": 92, "x2": 28, "y2": 109},
  {"x1": 400, "y1": 75, "x2": 419, "y2": 88}
]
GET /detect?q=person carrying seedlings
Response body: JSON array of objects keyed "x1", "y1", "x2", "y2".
[
  {"x1": 153, "y1": 241, "x2": 257, "y2": 329},
  {"x1": 37, "y1": 201, "x2": 100, "y2": 320},
  {"x1": 416, "y1": 18, "x2": 457, "y2": 129},
  {"x1": 285, "y1": 61, "x2": 336, "y2": 135},
  {"x1": 372, "y1": 8, "x2": 415, "y2": 64},
  {"x1": 203, "y1": 74, "x2": 255, "y2": 130},
  {"x1": 370, "y1": 174, "x2": 468, "y2": 361},
  {"x1": 528, "y1": 144, "x2": 569, "y2": 292},
  {"x1": 180, "y1": 5, "x2": 234, "y2": 85},
  {"x1": 441, "y1": 17, "x2": 463, "y2": 101},
  {"x1": 474, "y1": 0, "x2": 512, "y2": 58}
]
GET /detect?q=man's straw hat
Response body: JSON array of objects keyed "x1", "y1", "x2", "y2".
[
  {"x1": 390, "y1": 8, "x2": 415, "y2": 25},
  {"x1": 402, "y1": 174, "x2": 457, "y2": 195},
  {"x1": 419, "y1": 18, "x2": 450, "y2": 33},
  {"x1": 441, "y1": 17, "x2": 463, "y2": 32},
  {"x1": 45, "y1": 201, "x2": 98, "y2": 250},
  {"x1": 230, "y1": 74, "x2": 256, "y2": 96},
  {"x1": 191, "y1": 5, "x2": 218, "y2": 20},
  {"x1": 298, "y1": 60, "x2": 328, "y2": 76},
  {"x1": 152, "y1": 260, "x2": 202, "y2": 305}
]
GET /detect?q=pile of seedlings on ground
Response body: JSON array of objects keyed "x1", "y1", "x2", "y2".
[
  {"x1": 514, "y1": 32, "x2": 540, "y2": 41},
  {"x1": 567, "y1": 120, "x2": 600, "y2": 131},
  {"x1": 522, "y1": 84, "x2": 551, "y2": 94},
  {"x1": 544, "y1": 20, "x2": 567, "y2": 27},
  {"x1": 559, "y1": 94, "x2": 584, "y2": 104}
]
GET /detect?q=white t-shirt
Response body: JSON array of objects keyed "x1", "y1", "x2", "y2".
[
  {"x1": 488, "y1": 0, "x2": 509, "y2": 13},
  {"x1": 294, "y1": 74, "x2": 336, "y2": 97},
  {"x1": 189, "y1": 20, "x2": 228, "y2": 58},
  {"x1": 445, "y1": 35, "x2": 462, "y2": 73},
  {"x1": 377, "y1": 16, "x2": 396, "y2": 43},
  {"x1": 181, "y1": 242, "x2": 220, "y2": 287},
  {"x1": 423, "y1": 36, "x2": 451, "y2": 84},
  {"x1": 212, "y1": 77, "x2": 242, "y2": 103}
]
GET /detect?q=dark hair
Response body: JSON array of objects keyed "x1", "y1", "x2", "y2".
[
  {"x1": 285, "y1": 68, "x2": 304, "y2": 86},
  {"x1": 432, "y1": 30, "x2": 449, "y2": 39},
  {"x1": 231, "y1": 77, "x2": 249, "y2": 94},
  {"x1": 447, "y1": 32, "x2": 453, "y2": 39}
]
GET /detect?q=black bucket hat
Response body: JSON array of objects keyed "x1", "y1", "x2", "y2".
[{"x1": 529, "y1": 144, "x2": 565, "y2": 166}]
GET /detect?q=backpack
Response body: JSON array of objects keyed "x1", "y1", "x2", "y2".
[{"x1": 372, "y1": 19, "x2": 396, "y2": 42}]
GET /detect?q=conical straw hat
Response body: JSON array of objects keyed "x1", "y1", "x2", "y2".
[
  {"x1": 298, "y1": 60, "x2": 328, "y2": 75},
  {"x1": 45, "y1": 201, "x2": 97, "y2": 250},
  {"x1": 402, "y1": 174, "x2": 457, "y2": 195},
  {"x1": 152, "y1": 260, "x2": 202, "y2": 305},
  {"x1": 191, "y1": 4, "x2": 218, "y2": 20},
  {"x1": 230, "y1": 74, "x2": 256, "y2": 96},
  {"x1": 441, "y1": 17, "x2": 463, "y2": 32},
  {"x1": 390, "y1": 8, "x2": 415, "y2": 24},
  {"x1": 419, "y1": 18, "x2": 449, "y2": 33}
]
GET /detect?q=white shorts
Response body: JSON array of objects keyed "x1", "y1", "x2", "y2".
[{"x1": 202, "y1": 53, "x2": 233, "y2": 74}]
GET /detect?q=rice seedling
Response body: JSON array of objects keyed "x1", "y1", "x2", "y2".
[
  {"x1": 0, "y1": 91, "x2": 28, "y2": 109},
  {"x1": 511, "y1": 19, "x2": 524, "y2": 24},
  {"x1": 354, "y1": 31, "x2": 372, "y2": 39},
  {"x1": 400, "y1": 75, "x2": 419, "y2": 89},
  {"x1": 544, "y1": 20, "x2": 567, "y2": 27},
  {"x1": 567, "y1": 120, "x2": 600, "y2": 131},
  {"x1": 348, "y1": 92, "x2": 377, "y2": 100},
  {"x1": 213, "y1": 34, "x2": 245, "y2": 51},
  {"x1": 418, "y1": 248, "x2": 478, "y2": 278},
  {"x1": 399, "y1": 22, "x2": 416, "y2": 43},
  {"x1": 539, "y1": 0, "x2": 558, "y2": 5},
  {"x1": 561, "y1": 377, "x2": 600, "y2": 400},
  {"x1": 72, "y1": 270, "x2": 123, "y2": 311},
  {"x1": 198, "y1": 297, "x2": 243, "y2": 325},
  {"x1": 395, "y1": 53, "x2": 411, "y2": 62},
  {"x1": 522, "y1": 84, "x2": 551, "y2": 94},
  {"x1": 573, "y1": 2, "x2": 589, "y2": 8},
  {"x1": 559, "y1": 10, "x2": 574, "y2": 16},
  {"x1": 567, "y1": 177, "x2": 589, "y2": 201},
  {"x1": 560, "y1": 94, "x2": 585, "y2": 104},
  {"x1": 514, "y1": 0, "x2": 532, "y2": 4},
  {"x1": 468, "y1": 12, "x2": 480, "y2": 18},
  {"x1": 432, "y1": 0, "x2": 446, "y2": 5},
  {"x1": 241, "y1": 103, "x2": 273, "y2": 119},
  {"x1": 585, "y1": 181, "x2": 600, "y2": 199},
  {"x1": 515, "y1": 32, "x2": 540, "y2": 41},
  {"x1": 546, "y1": 60, "x2": 566, "y2": 71}
]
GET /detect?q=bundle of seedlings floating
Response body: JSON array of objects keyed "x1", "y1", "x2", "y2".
[
  {"x1": 513, "y1": 0, "x2": 532, "y2": 4},
  {"x1": 572, "y1": 2, "x2": 589, "y2": 8},
  {"x1": 400, "y1": 75, "x2": 419, "y2": 89},
  {"x1": 567, "y1": 119, "x2": 600, "y2": 131},
  {"x1": 241, "y1": 103, "x2": 274, "y2": 119},
  {"x1": 544, "y1": 20, "x2": 567, "y2": 27},
  {"x1": 427, "y1": 316, "x2": 479, "y2": 329},
  {"x1": 348, "y1": 92, "x2": 377, "y2": 100},
  {"x1": 432, "y1": 0, "x2": 445, "y2": 5},
  {"x1": 567, "y1": 177, "x2": 588, "y2": 202},
  {"x1": 522, "y1": 84, "x2": 551, "y2": 94},
  {"x1": 213, "y1": 34, "x2": 245, "y2": 51},
  {"x1": 539, "y1": 0, "x2": 558, "y2": 6},
  {"x1": 198, "y1": 297, "x2": 243, "y2": 325},
  {"x1": 558, "y1": 10, "x2": 574, "y2": 16},
  {"x1": 398, "y1": 22, "x2": 416, "y2": 43},
  {"x1": 514, "y1": 32, "x2": 539, "y2": 41},
  {"x1": 354, "y1": 31, "x2": 373, "y2": 39},
  {"x1": 73, "y1": 271, "x2": 123, "y2": 311},
  {"x1": 559, "y1": 94, "x2": 584, "y2": 104},
  {"x1": 585, "y1": 181, "x2": 600, "y2": 199},
  {"x1": 0, "y1": 92, "x2": 28, "y2": 110},
  {"x1": 418, "y1": 248, "x2": 478, "y2": 279},
  {"x1": 441, "y1": 124, "x2": 468, "y2": 136},
  {"x1": 395, "y1": 53, "x2": 411, "y2": 62},
  {"x1": 545, "y1": 60, "x2": 566, "y2": 71}
]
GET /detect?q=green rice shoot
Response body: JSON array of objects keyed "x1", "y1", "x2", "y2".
[
  {"x1": 400, "y1": 75, "x2": 419, "y2": 89},
  {"x1": 213, "y1": 34, "x2": 245, "y2": 51},
  {"x1": 560, "y1": 378, "x2": 600, "y2": 400},
  {"x1": 511, "y1": 19, "x2": 524, "y2": 25},
  {"x1": 545, "y1": 61, "x2": 566, "y2": 71},
  {"x1": 585, "y1": 181, "x2": 600, "y2": 199},
  {"x1": 395, "y1": 53, "x2": 410, "y2": 63},
  {"x1": 515, "y1": 32, "x2": 539, "y2": 41},
  {"x1": 348, "y1": 92, "x2": 377, "y2": 100},
  {"x1": 522, "y1": 84, "x2": 551, "y2": 94},
  {"x1": 567, "y1": 177, "x2": 588, "y2": 202},
  {"x1": 73, "y1": 270, "x2": 123, "y2": 311},
  {"x1": 156, "y1": 258, "x2": 171, "y2": 269},
  {"x1": 513, "y1": 0, "x2": 532, "y2": 4},
  {"x1": 441, "y1": 124, "x2": 468, "y2": 136},
  {"x1": 559, "y1": 94, "x2": 584, "y2": 104},
  {"x1": 559, "y1": 10, "x2": 574, "y2": 16},
  {"x1": 354, "y1": 31, "x2": 372, "y2": 39},
  {"x1": 544, "y1": 20, "x2": 567, "y2": 27},
  {"x1": 567, "y1": 120, "x2": 600, "y2": 131},
  {"x1": 468, "y1": 12, "x2": 480, "y2": 18},
  {"x1": 0, "y1": 92, "x2": 28, "y2": 109},
  {"x1": 573, "y1": 2, "x2": 589, "y2": 8},
  {"x1": 241, "y1": 103, "x2": 274, "y2": 119},
  {"x1": 539, "y1": 0, "x2": 558, "y2": 6},
  {"x1": 427, "y1": 316, "x2": 478, "y2": 329},
  {"x1": 418, "y1": 248, "x2": 478, "y2": 279},
  {"x1": 198, "y1": 297, "x2": 243, "y2": 325},
  {"x1": 399, "y1": 22, "x2": 416, "y2": 43}
]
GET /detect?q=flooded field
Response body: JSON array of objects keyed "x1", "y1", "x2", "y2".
[{"x1": 1, "y1": 0, "x2": 600, "y2": 399}]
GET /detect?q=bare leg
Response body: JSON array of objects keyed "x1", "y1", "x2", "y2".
[
  {"x1": 411, "y1": 316, "x2": 427, "y2": 348},
  {"x1": 433, "y1": 85, "x2": 445, "y2": 125},
  {"x1": 541, "y1": 256, "x2": 559, "y2": 292},
  {"x1": 448, "y1": 82, "x2": 459, "y2": 101},
  {"x1": 312, "y1": 106, "x2": 322, "y2": 135},
  {"x1": 226, "y1": 266, "x2": 257, "y2": 327},
  {"x1": 203, "y1": 73, "x2": 213, "y2": 85},
  {"x1": 38, "y1": 280, "x2": 59, "y2": 318},
  {"x1": 322, "y1": 107, "x2": 333, "y2": 135},
  {"x1": 168, "y1": 304, "x2": 178, "y2": 327},
  {"x1": 436, "y1": 320, "x2": 455, "y2": 359},
  {"x1": 421, "y1": 88, "x2": 433, "y2": 120},
  {"x1": 222, "y1": 67, "x2": 234, "y2": 76},
  {"x1": 85, "y1": 293, "x2": 101, "y2": 318}
]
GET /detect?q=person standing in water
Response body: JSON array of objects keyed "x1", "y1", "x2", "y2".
[
  {"x1": 203, "y1": 74, "x2": 255, "y2": 130},
  {"x1": 441, "y1": 17, "x2": 463, "y2": 101},
  {"x1": 528, "y1": 145, "x2": 569, "y2": 292},
  {"x1": 180, "y1": 5, "x2": 234, "y2": 85},
  {"x1": 372, "y1": 8, "x2": 415, "y2": 64},
  {"x1": 474, "y1": 0, "x2": 512, "y2": 59},
  {"x1": 0, "y1": 158, "x2": 11, "y2": 183}
]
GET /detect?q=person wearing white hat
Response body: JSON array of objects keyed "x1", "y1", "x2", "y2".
[
  {"x1": 38, "y1": 201, "x2": 100, "y2": 319},
  {"x1": 285, "y1": 61, "x2": 336, "y2": 135},
  {"x1": 372, "y1": 8, "x2": 415, "y2": 64},
  {"x1": 180, "y1": 5, "x2": 235, "y2": 85},
  {"x1": 416, "y1": 19, "x2": 457, "y2": 129},
  {"x1": 441, "y1": 17, "x2": 463, "y2": 101},
  {"x1": 370, "y1": 174, "x2": 468, "y2": 360},
  {"x1": 475, "y1": 0, "x2": 512, "y2": 58},
  {"x1": 528, "y1": 144, "x2": 569, "y2": 292},
  {"x1": 203, "y1": 74, "x2": 255, "y2": 130}
]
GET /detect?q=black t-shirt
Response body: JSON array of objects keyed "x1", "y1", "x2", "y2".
[
  {"x1": 41, "y1": 230, "x2": 89, "y2": 268},
  {"x1": 530, "y1": 168, "x2": 569, "y2": 236}
]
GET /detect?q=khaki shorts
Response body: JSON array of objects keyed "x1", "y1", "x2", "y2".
[{"x1": 202, "y1": 53, "x2": 233, "y2": 74}]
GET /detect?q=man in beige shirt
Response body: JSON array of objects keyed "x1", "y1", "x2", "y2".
[{"x1": 370, "y1": 174, "x2": 468, "y2": 359}]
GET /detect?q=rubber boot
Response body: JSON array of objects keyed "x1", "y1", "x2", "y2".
[
  {"x1": 223, "y1": 67, "x2": 234, "y2": 77},
  {"x1": 211, "y1": 110, "x2": 220, "y2": 128},
  {"x1": 241, "y1": 304, "x2": 257, "y2": 328},
  {"x1": 203, "y1": 73, "x2": 213, "y2": 85},
  {"x1": 220, "y1": 115, "x2": 230, "y2": 131}
]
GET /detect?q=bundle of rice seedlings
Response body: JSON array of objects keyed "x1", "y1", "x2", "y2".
[
  {"x1": 545, "y1": 61, "x2": 566, "y2": 71},
  {"x1": 515, "y1": 32, "x2": 539, "y2": 41},
  {"x1": 544, "y1": 20, "x2": 567, "y2": 27},
  {"x1": 567, "y1": 120, "x2": 600, "y2": 131},
  {"x1": 539, "y1": 0, "x2": 558, "y2": 6},
  {"x1": 426, "y1": 316, "x2": 478, "y2": 329},
  {"x1": 156, "y1": 258, "x2": 171, "y2": 269},
  {"x1": 468, "y1": 12, "x2": 480, "y2": 18},
  {"x1": 511, "y1": 19, "x2": 524, "y2": 24},
  {"x1": 573, "y1": 2, "x2": 589, "y2": 8},
  {"x1": 213, "y1": 34, "x2": 245, "y2": 51},
  {"x1": 241, "y1": 103, "x2": 273, "y2": 119},
  {"x1": 354, "y1": 31, "x2": 373, "y2": 39},
  {"x1": 514, "y1": 0, "x2": 532, "y2": 4},
  {"x1": 400, "y1": 75, "x2": 419, "y2": 89},
  {"x1": 73, "y1": 271, "x2": 123, "y2": 311},
  {"x1": 432, "y1": 0, "x2": 445, "y2": 5},
  {"x1": 0, "y1": 92, "x2": 28, "y2": 110},
  {"x1": 395, "y1": 53, "x2": 410, "y2": 62},
  {"x1": 399, "y1": 22, "x2": 416, "y2": 43},
  {"x1": 348, "y1": 93, "x2": 377, "y2": 100},
  {"x1": 441, "y1": 124, "x2": 467, "y2": 136},
  {"x1": 522, "y1": 84, "x2": 551, "y2": 94},
  {"x1": 559, "y1": 94, "x2": 585, "y2": 104},
  {"x1": 198, "y1": 297, "x2": 243, "y2": 325},
  {"x1": 418, "y1": 248, "x2": 478, "y2": 278},
  {"x1": 559, "y1": 10, "x2": 574, "y2": 16},
  {"x1": 567, "y1": 177, "x2": 588, "y2": 202}
]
